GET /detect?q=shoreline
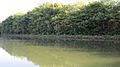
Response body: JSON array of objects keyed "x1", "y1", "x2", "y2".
[{"x1": 1, "y1": 34, "x2": 120, "y2": 41}]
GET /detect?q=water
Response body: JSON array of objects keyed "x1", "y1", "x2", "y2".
[{"x1": 0, "y1": 38, "x2": 120, "y2": 67}]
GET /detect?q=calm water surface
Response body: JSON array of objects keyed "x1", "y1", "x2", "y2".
[{"x1": 0, "y1": 38, "x2": 120, "y2": 67}]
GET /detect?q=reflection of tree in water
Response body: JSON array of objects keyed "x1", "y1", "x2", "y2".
[
  {"x1": 2, "y1": 39, "x2": 120, "y2": 67},
  {"x1": 0, "y1": 47, "x2": 39, "y2": 67},
  {"x1": 29, "y1": 39, "x2": 120, "y2": 52}
]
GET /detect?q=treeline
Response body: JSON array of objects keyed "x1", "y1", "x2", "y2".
[{"x1": 1, "y1": 2, "x2": 120, "y2": 35}]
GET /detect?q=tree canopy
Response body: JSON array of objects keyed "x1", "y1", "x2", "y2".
[{"x1": 1, "y1": 1, "x2": 120, "y2": 35}]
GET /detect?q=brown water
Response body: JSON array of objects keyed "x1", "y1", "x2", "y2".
[{"x1": 0, "y1": 39, "x2": 120, "y2": 67}]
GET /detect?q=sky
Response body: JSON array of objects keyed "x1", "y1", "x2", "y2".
[{"x1": 0, "y1": 0, "x2": 98, "y2": 22}]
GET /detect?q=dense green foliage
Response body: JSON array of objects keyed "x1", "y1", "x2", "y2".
[{"x1": 1, "y1": 2, "x2": 120, "y2": 35}]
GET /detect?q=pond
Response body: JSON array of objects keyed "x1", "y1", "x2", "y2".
[{"x1": 0, "y1": 38, "x2": 120, "y2": 67}]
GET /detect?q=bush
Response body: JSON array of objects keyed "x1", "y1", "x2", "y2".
[{"x1": 1, "y1": 2, "x2": 120, "y2": 35}]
